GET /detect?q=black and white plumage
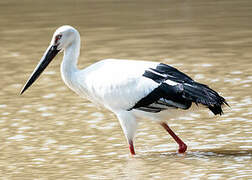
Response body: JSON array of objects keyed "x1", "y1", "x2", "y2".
[
  {"x1": 20, "y1": 25, "x2": 228, "y2": 155},
  {"x1": 131, "y1": 63, "x2": 227, "y2": 115}
]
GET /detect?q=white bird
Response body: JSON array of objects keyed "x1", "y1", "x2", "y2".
[{"x1": 20, "y1": 25, "x2": 228, "y2": 155}]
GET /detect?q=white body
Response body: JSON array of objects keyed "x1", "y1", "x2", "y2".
[
  {"x1": 74, "y1": 59, "x2": 158, "y2": 111},
  {"x1": 62, "y1": 58, "x2": 165, "y2": 141}
]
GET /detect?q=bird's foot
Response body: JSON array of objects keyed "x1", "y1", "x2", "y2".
[{"x1": 178, "y1": 143, "x2": 187, "y2": 153}]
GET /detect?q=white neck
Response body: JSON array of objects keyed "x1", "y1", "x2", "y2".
[{"x1": 60, "y1": 35, "x2": 80, "y2": 89}]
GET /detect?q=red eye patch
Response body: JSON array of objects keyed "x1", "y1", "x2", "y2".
[{"x1": 55, "y1": 34, "x2": 62, "y2": 44}]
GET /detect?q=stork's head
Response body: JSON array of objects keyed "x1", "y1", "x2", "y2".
[
  {"x1": 51, "y1": 25, "x2": 80, "y2": 51},
  {"x1": 20, "y1": 25, "x2": 79, "y2": 94}
]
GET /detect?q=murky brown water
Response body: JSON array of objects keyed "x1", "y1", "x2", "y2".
[{"x1": 0, "y1": 0, "x2": 252, "y2": 179}]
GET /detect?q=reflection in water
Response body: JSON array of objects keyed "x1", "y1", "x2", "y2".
[{"x1": 0, "y1": 0, "x2": 252, "y2": 179}]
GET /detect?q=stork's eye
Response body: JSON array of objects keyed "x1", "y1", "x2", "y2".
[{"x1": 55, "y1": 34, "x2": 62, "y2": 44}]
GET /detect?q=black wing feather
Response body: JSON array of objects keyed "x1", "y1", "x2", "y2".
[{"x1": 131, "y1": 63, "x2": 228, "y2": 115}]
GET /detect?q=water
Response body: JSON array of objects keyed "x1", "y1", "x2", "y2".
[{"x1": 0, "y1": 0, "x2": 252, "y2": 179}]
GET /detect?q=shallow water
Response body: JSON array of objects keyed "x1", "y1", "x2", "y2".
[{"x1": 0, "y1": 0, "x2": 252, "y2": 179}]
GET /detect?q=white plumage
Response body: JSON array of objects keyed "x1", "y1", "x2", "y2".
[
  {"x1": 21, "y1": 25, "x2": 228, "y2": 155},
  {"x1": 75, "y1": 60, "x2": 159, "y2": 110}
]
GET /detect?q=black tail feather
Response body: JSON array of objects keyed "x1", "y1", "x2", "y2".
[
  {"x1": 183, "y1": 82, "x2": 228, "y2": 115},
  {"x1": 208, "y1": 104, "x2": 223, "y2": 115},
  {"x1": 140, "y1": 63, "x2": 228, "y2": 115}
]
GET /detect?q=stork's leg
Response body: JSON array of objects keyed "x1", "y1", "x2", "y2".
[
  {"x1": 116, "y1": 111, "x2": 138, "y2": 155},
  {"x1": 129, "y1": 139, "x2": 136, "y2": 155},
  {"x1": 160, "y1": 122, "x2": 187, "y2": 153}
]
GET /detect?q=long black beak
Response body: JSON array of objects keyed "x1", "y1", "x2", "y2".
[{"x1": 20, "y1": 45, "x2": 60, "y2": 95}]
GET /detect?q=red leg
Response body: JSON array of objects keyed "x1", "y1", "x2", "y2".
[
  {"x1": 160, "y1": 122, "x2": 187, "y2": 153},
  {"x1": 129, "y1": 140, "x2": 136, "y2": 155}
]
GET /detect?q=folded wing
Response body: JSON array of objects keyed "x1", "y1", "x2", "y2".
[{"x1": 130, "y1": 63, "x2": 228, "y2": 115}]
